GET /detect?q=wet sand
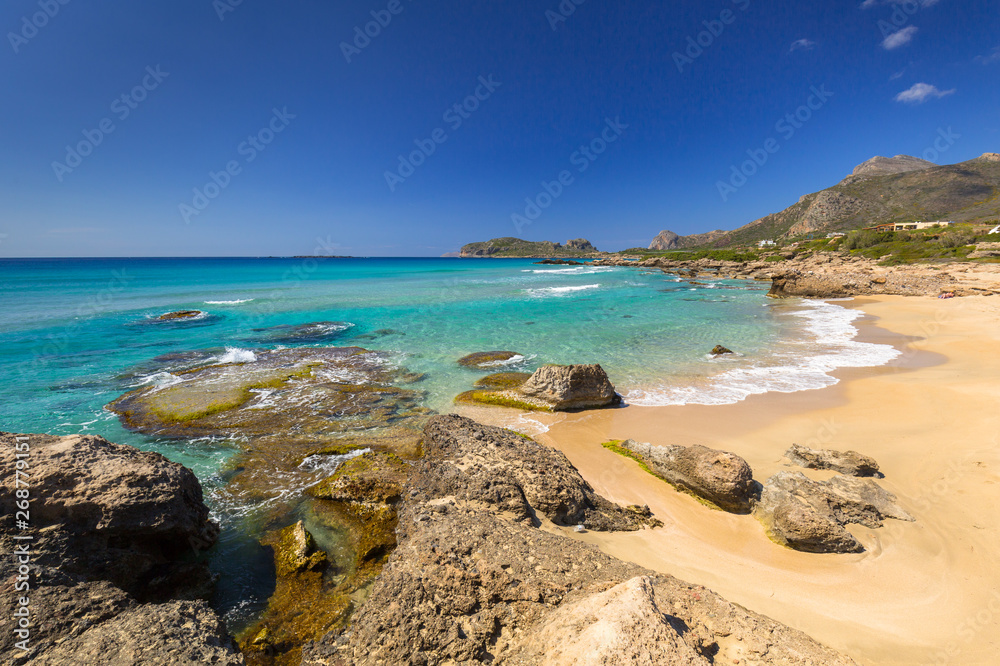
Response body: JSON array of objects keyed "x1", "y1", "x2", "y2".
[{"x1": 459, "y1": 295, "x2": 1000, "y2": 665}]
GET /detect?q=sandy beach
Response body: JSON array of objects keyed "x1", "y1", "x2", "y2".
[{"x1": 463, "y1": 295, "x2": 1000, "y2": 664}]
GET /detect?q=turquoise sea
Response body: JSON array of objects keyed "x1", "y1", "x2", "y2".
[{"x1": 0, "y1": 256, "x2": 898, "y2": 626}]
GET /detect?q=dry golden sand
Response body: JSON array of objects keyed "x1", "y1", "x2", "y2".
[{"x1": 459, "y1": 295, "x2": 1000, "y2": 665}]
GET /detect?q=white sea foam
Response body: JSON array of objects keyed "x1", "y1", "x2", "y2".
[
  {"x1": 625, "y1": 300, "x2": 900, "y2": 407},
  {"x1": 138, "y1": 371, "x2": 187, "y2": 390},
  {"x1": 478, "y1": 353, "x2": 536, "y2": 368},
  {"x1": 525, "y1": 284, "x2": 601, "y2": 296},
  {"x1": 217, "y1": 347, "x2": 257, "y2": 364},
  {"x1": 525, "y1": 267, "x2": 616, "y2": 275},
  {"x1": 204, "y1": 298, "x2": 254, "y2": 305}
]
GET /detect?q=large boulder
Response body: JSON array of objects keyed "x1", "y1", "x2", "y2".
[
  {"x1": 0, "y1": 432, "x2": 241, "y2": 665},
  {"x1": 785, "y1": 443, "x2": 881, "y2": 477},
  {"x1": 518, "y1": 364, "x2": 621, "y2": 410},
  {"x1": 0, "y1": 432, "x2": 218, "y2": 601},
  {"x1": 756, "y1": 471, "x2": 913, "y2": 553},
  {"x1": 619, "y1": 441, "x2": 758, "y2": 513}
]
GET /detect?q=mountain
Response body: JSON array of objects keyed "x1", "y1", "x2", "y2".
[
  {"x1": 649, "y1": 229, "x2": 728, "y2": 250},
  {"x1": 673, "y1": 153, "x2": 1000, "y2": 248},
  {"x1": 459, "y1": 237, "x2": 599, "y2": 258}
]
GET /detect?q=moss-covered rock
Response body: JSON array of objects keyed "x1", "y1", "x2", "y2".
[
  {"x1": 457, "y1": 351, "x2": 522, "y2": 368},
  {"x1": 473, "y1": 372, "x2": 531, "y2": 389},
  {"x1": 454, "y1": 389, "x2": 552, "y2": 412}
]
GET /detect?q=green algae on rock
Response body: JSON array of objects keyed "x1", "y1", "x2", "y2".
[
  {"x1": 454, "y1": 389, "x2": 553, "y2": 412},
  {"x1": 157, "y1": 310, "x2": 205, "y2": 321},
  {"x1": 456, "y1": 350, "x2": 523, "y2": 368},
  {"x1": 473, "y1": 371, "x2": 531, "y2": 389}
]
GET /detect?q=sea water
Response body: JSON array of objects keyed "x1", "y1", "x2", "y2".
[{"x1": 0, "y1": 256, "x2": 899, "y2": 625}]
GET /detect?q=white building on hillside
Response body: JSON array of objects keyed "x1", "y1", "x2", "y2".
[{"x1": 758, "y1": 240, "x2": 777, "y2": 248}]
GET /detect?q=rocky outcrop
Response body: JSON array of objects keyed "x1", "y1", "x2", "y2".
[
  {"x1": 710, "y1": 345, "x2": 734, "y2": 356},
  {"x1": 756, "y1": 471, "x2": 913, "y2": 553},
  {"x1": 157, "y1": 310, "x2": 204, "y2": 321},
  {"x1": 565, "y1": 238, "x2": 596, "y2": 251},
  {"x1": 850, "y1": 155, "x2": 935, "y2": 178},
  {"x1": 518, "y1": 363, "x2": 621, "y2": 410},
  {"x1": 457, "y1": 351, "x2": 523, "y2": 368},
  {"x1": 618, "y1": 441, "x2": 758, "y2": 513},
  {"x1": 0, "y1": 432, "x2": 241, "y2": 665},
  {"x1": 969, "y1": 242, "x2": 1000, "y2": 259},
  {"x1": 305, "y1": 415, "x2": 856, "y2": 665},
  {"x1": 766, "y1": 267, "x2": 961, "y2": 298},
  {"x1": 785, "y1": 443, "x2": 881, "y2": 477},
  {"x1": 649, "y1": 230, "x2": 681, "y2": 250},
  {"x1": 252, "y1": 321, "x2": 353, "y2": 344},
  {"x1": 533, "y1": 258, "x2": 583, "y2": 265}
]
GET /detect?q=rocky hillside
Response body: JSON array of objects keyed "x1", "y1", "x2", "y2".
[
  {"x1": 652, "y1": 153, "x2": 1000, "y2": 249},
  {"x1": 460, "y1": 237, "x2": 599, "y2": 257}
]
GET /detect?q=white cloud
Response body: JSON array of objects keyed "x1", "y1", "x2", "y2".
[
  {"x1": 882, "y1": 25, "x2": 918, "y2": 49},
  {"x1": 974, "y1": 46, "x2": 1000, "y2": 65},
  {"x1": 789, "y1": 38, "x2": 817, "y2": 52},
  {"x1": 894, "y1": 82, "x2": 955, "y2": 104},
  {"x1": 889, "y1": 69, "x2": 906, "y2": 80}
]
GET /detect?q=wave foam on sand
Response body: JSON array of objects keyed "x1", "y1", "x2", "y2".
[{"x1": 626, "y1": 300, "x2": 901, "y2": 406}]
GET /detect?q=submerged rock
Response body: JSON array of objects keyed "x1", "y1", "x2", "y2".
[
  {"x1": 307, "y1": 415, "x2": 856, "y2": 665},
  {"x1": 457, "y1": 350, "x2": 523, "y2": 368},
  {"x1": 0, "y1": 432, "x2": 240, "y2": 665},
  {"x1": 157, "y1": 310, "x2": 204, "y2": 321},
  {"x1": 756, "y1": 471, "x2": 913, "y2": 553},
  {"x1": 617, "y1": 440, "x2": 759, "y2": 513},
  {"x1": 785, "y1": 443, "x2": 882, "y2": 477},
  {"x1": 518, "y1": 363, "x2": 621, "y2": 410},
  {"x1": 251, "y1": 321, "x2": 353, "y2": 344}
]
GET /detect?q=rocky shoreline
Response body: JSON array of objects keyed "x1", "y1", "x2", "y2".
[
  {"x1": 3, "y1": 417, "x2": 867, "y2": 664},
  {"x1": 590, "y1": 252, "x2": 1000, "y2": 298}
]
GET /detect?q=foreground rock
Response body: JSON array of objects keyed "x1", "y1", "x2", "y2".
[
  {"x1": 518, "y1": 363, "x2": 621, "y2": 410},
  {"x1": 304, "y1": 415, "x2": 855, "y2": 665},
  {"x1": 617, "y1": 440, "x2": 758, "y2": 513},
  {"x1": 756, "y1": 471, "x2": 913, "y2": 553},
  {"x1": 710, "y1": 344, "x2": 734, "y2": 356},
  {"x1": 785, "y1": 443, "x2": 881, "y2": 477},
  {"x1": 157, "y1": 309, "x2": 204, "y2": 321},
  {"x1": 0, "y1": 432, "x2": 241, "y2": 665}
]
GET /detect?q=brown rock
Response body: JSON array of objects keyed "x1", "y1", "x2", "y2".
[
  {"x1": 785, "y1": 443, "x2": 881, "y2": 477},
  {"x1": 518, "y1": 364, "x2": 621, "y2": 410},
  {"x1": 620, "y1": 441, "x2": 758, "y2": 513}
]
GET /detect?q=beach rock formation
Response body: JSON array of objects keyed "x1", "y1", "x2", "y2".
[
  {"x1": 710, "y1": 344, "x2": 734, "y2": 356},
  {"x1": 785, "y1": 443, "x2": 881, "y2": 477},
  {"x1": 0, "y1": 432, "x2": 241, "y2": 665},
  {"x1": 969, "y1": 242, "x2": 1000, "y2": 259},
  {"x1": 457, "y1": 350, "x2": 522, "y2": 368},
  {"x1": 534, "y1": 258, "x2": 583, "y2": 265},
  {"x1": 252, "y1": 321, "x2": 353, "y2": 344},
  {"x1": 619, "y1": 440, "x2": 758, "y2": 513},
  {"x1": 518, "y1": 363, "x2": 621, "y2": 410},
  {"x1": 756, "y1": 471, "x2": 914, "y2": 553},
  {"x1": 306, "y1": 415, "x2": 856, "y2": 665}
]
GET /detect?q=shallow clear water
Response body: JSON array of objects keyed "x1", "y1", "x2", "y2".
[{"x1": 0, "y1": 256, "x2": 898, "y2": 626}]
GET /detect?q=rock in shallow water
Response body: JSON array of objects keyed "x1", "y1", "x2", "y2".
[
  {"x1": 518, "y1": 363, "x2": 621, "y2": 410},
  {"x1": 457, "y1": 350, "x2": 523, "y2": 368},
  {"x1": 756, "y1": 471, "x2": 913, "y2": 553},
  {"x1": 618, "y1": 440, "x2": 759, "y2": 513}
]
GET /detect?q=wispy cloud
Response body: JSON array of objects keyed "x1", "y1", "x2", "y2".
[
  {"x1": 882, "y1": 25, "x2": 918, "y2": 49},
  {"x1": 889, "y1": 69, "x2": 907, "y2": 80},
  {"x1": 894, "y1": 82, "x2": 955, "y2": 104},
  {"x1": 974, "y1": 46, "x2": 1000, "y2": 65},
  {"x1": 789, "y1": 38, "x2": 817, "y2": 52}
]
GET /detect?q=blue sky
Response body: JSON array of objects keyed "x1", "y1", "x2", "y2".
[{"x1": 1, "y1": 0, "x2": 997, "y2": 257}]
